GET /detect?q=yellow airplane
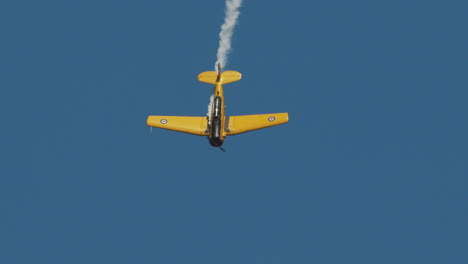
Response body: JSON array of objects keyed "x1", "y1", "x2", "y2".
[{"x1": 146, "y1": 64, "x2": 289, "y2": 149}]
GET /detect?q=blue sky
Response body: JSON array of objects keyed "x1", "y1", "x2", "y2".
[{"x1": 1, "y1": 0, "x2": 467, "y2": 263}]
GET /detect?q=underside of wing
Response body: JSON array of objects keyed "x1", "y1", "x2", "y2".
[
  {"x1": 226, "y1": 113, "x2": 289, "y2": 135},
  {"x1": 147, "y1": 116, "x2": 208, "y2": 136}
]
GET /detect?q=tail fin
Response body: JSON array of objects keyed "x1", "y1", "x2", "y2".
[{"x1": 198, "y1": 69, "x2": 242, "y2": 85}]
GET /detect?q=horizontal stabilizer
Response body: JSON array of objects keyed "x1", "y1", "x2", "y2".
[
  {"x1": 225, "y1": 113, "x2": 289, "y2": 135},
  {"x1": 147, "y1": 116, "x2": 208, "y2": 136},
  {"x1": 198, "y1": 71, "x2": 242, "y2": 85}
]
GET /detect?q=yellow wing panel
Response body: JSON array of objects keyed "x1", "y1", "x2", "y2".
[
  {"x1": 147, "y1": 116, "x2": 208, "y2": 136},
  {"x1": 226, "y1": 113, "x2": 289, "y2": 135}
]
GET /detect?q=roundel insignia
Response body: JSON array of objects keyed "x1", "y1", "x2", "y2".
[
  {"x1": 160, "y1": 119, "x2": 168, "y2": 124},
  {"x1": 268, "y1": 116, "x2": 275, "y2": 122}
]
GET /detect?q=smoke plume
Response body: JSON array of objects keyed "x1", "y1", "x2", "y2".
[
  {"x1": 215, "y1": 0, "x2": 243, "y2": 70},
  {"x1": 209, "y1": 0, "x2": 243, "y2": 119}
]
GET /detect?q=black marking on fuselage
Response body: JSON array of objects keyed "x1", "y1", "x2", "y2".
[
  {"x1": 209, "y1": 117, "x2": 222, "y2": 147},
  {"x1": 213, "y1": 96, "x2": 221, "y2": 118},
  {"x1": 209, "y1": 96, "x2": 224, "y2": 147}
]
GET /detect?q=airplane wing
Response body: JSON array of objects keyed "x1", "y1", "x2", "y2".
[
  {"x1": 225, "y1": 113, "x2": 289, "y2": 135},
  {"x1": 147, "y1": 116, "x2": 209, "y2": 136}
]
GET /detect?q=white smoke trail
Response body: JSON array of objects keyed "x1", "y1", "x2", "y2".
[
  {"x1": 207, "y1": 91, "x2": 215, "y2": 120},
  {"x1": 209, "y1": 0, "x2": 243, "y2": 119},
  {"x1": 215, "y1": 0, "x2": 243, "y2": 70}
]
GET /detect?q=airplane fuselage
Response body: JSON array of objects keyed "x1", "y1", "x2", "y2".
[{"x1": 208, "y1": 83, "x2": 226, "y2": 147}]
